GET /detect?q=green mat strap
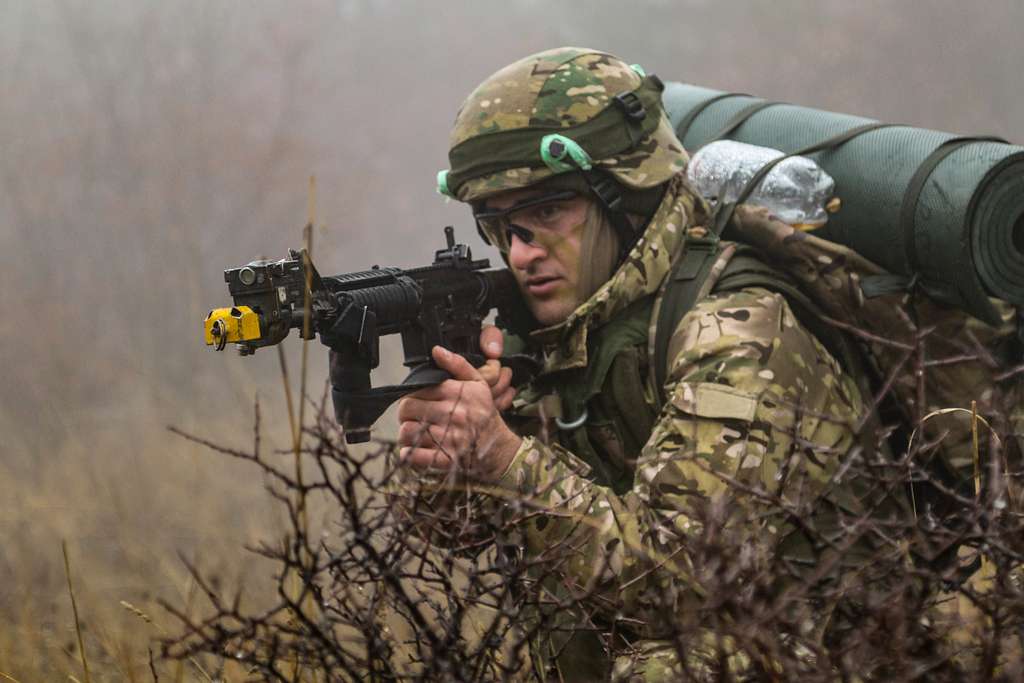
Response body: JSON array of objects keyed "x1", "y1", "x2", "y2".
[
  {"x1": 701, "y1": 100, "x2": 780, "y2": 149},
  {"x1": 900, "y1": 135, "x2": 1008, "y2": 273},
  {"x1": 861, "y1": 273, "x2": 919, "y2": 298},
  {"x1": 674, "y1": 91, "x2": 748, "y2": 146}
]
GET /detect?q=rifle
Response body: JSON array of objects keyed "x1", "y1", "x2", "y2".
[{"x1": 204, "y1": 227, "x2": 538, "y2": 443}]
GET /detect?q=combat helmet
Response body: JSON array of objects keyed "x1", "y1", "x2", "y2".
[{"x1": 437, "y1": 47, "x2": 689, "y2": 256}]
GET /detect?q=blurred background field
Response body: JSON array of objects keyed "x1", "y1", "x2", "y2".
[{"x1": 2, "y1": 0, "x2": 1022, "y2": 678}]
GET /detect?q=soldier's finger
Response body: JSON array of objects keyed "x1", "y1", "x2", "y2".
[
  {"x1": 397, "y1": 399, "x2": 466, "y2": 426},
  {"x1": 400, "y1": 378, "x2": 472, "y2": 404},
  {"x1": 493, "y1": 386, "x2": 516, "y2": 412},
  {"x1": 397, "y1": 395, "x2": 450, "y2": 422},
  {"x1": 398, "y1": 446, "x2": 454, "y2": 471},
  {"x1": 491, "y1": 366, "x2": 513, "y2": 396},
  {"x1": 398, "y1": 420, "x2": 458, "y2": 450},
  {"x1": 480, "y1": 325, "x2": 504, "y2": 360},
  {"x1": 432, "y1": 345, "x2": 483, "y2": 383},
  {"x1": 401, "y1": 386, "x2": 445, "y2": 405},
  {"x1": 397, "y1": 396, "x2": 429, "y2": 423},
  {"x1": 479, "y1": 359, "x2": 502, "y2": 387}
]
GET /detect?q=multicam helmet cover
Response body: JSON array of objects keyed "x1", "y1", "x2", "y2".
[{"x1": 439, "y1": 47, "x2": 689, "y2": 203}]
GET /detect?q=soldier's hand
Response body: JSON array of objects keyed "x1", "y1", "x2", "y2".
[
  {"x1": 397, "y1": 345, "x2": 522, "y2": 480},
  {"x1": 478, "y1": 325, "x2": 515, "y2": 411}
]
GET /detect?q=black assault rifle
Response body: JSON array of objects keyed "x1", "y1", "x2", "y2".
[{"x1": 204, "y1": 227, "x2": 538, "y2": 443}]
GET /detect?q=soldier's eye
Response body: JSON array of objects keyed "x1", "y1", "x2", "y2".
[{"x1": 530, "y1": 203, "x2": 564, "y2": 224}]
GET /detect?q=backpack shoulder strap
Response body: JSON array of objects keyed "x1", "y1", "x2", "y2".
[
  {"x1": 713, "y1": 247, "x2": 866, "y2": 382},
  {"x1": 651, "y1": 233, "x2": 726, "y2": 403},
  {"x1": 651, "y1": 241, "x2": 865, "y2": 407}
]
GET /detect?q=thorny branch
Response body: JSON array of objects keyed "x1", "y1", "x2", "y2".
[{"x1": 163, "y1": 313, "x2": 1023, "y2": 681}]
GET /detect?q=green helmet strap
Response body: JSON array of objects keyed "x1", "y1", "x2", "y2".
[
  {"x1": 540, "y1": 134, "x2": 593, "y2": 173},
  {"x1": 436, "y1": 169, "x2": 454, "y2": 198},
  {"x1": 443, "y1": 75, "x2": 665, "y2": 197}
]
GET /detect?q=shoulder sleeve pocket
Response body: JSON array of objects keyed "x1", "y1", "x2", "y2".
[{"x1": 670, "y1": 382, "x2": 759, "y2": 422}]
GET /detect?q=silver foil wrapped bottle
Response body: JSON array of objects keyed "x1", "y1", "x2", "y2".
[{"x1": 686, "y1": 140, "x2": 836, "y2": 229}]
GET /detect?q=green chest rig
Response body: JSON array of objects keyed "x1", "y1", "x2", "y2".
[
  {"x1": 531, "y1": 296, "x2": 659, "y2": 495},
  {"x1": 518, "y1": 230, "x2": 854, "y2": 496}
]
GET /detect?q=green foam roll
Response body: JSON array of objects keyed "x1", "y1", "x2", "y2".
[{"x1": 662, "y1": 82, "x2": 1024, "y2": 326}]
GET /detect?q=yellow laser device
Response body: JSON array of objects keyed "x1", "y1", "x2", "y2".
[{"x1": 204, "y1": 306, "x2": 261, "y2": 350}]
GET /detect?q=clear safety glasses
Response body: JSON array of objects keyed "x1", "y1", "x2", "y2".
[{"x1": 473, "y1": 190, "x2": 578, "y2": 253}]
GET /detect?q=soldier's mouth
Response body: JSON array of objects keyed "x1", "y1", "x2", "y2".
[{"x1": 524, "y1": 276, "x2": 561, "y2": 296}]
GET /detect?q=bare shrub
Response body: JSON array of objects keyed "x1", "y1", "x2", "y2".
[{"x1": 164, "y1": 325, "x2": 1023, "y2": 681}]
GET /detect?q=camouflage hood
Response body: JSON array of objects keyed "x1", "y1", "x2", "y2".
[{"x1": 530, "y1": 175, "x2": 703, "y2": 373}]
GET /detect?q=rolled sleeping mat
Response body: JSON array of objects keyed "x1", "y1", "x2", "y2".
[{"x1": 662, "y1": 82, "x2": 1024, "y2": 326}]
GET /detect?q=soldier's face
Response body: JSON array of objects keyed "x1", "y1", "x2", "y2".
[{"x1": 479, "y1": 188, "x2": 591, "y2": 326}]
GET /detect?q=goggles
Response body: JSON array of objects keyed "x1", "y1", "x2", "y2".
[{"x1": 473, "y1": 190, "x2": 578, "y2": 253}]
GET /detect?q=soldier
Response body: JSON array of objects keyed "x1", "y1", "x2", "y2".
[{"x1": 396, "y1": 47, "x2": 893, "y2": 680}]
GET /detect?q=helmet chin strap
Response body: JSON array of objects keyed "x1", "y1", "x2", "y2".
[{"x1": 580, "y1": 169, "x2": 643, "y2": 264}]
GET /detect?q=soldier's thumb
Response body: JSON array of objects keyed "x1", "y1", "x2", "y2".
[{"x1": 432, "y1": 345, "x2": 481, "y2": 382}]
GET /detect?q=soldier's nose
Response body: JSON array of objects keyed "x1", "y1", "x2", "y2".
[{"x1": 507, "y1": 232, "x2": 546, "y2": 270}]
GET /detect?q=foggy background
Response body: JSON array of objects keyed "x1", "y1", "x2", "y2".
[{"x1": 2, "y1": 0, "x2": 1022, "y2": 675}]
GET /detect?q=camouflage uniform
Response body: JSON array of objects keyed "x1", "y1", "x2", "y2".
[
  {"x1": 493, "y1": 183, "x2": 874, "y2": 681},
  {"x1": 439, "y1": 48, "x2": 884, "y2": 681}
]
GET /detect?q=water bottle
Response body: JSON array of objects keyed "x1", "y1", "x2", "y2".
[{"x1": 685, "y1": 140, "x2": 838, "y2": 230}]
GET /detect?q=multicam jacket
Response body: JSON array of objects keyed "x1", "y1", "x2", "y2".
[{"x1": 491, "y1": 176, "x2": 880, "y2": 679}]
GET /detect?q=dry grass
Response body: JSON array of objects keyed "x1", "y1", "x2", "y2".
[
  {"x1": 0, "y1": 387, "x2": 298, "y2": 680},
  {"x1": 0, "y1": 325, "x2": 394, "y2": 681}
]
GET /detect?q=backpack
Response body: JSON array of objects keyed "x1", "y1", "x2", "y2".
[{"x1": 649, "y1": 204, "x2": 1023, "y2": 557}]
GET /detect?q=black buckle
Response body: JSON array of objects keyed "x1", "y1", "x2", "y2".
[
  {"x1": 588, "y1": 174, "x2": 623, "y2": 212},
  {"x1": 613, "y1": 91, "x2": 646, "y2": 122}
]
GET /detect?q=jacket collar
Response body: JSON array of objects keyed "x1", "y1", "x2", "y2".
[{"x1": 529, "y1": 175, "x2": 700, "y2": 374}]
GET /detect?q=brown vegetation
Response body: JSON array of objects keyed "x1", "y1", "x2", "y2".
[{"x1": 163, "y1": 338, "x2": 1024, "y2": 680}]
